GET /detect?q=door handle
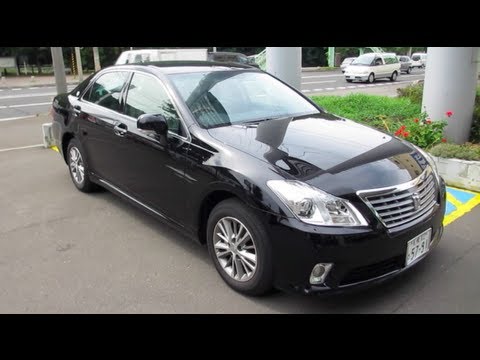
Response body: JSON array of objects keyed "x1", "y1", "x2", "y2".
[
  {"x1": 73, "y1": 105, "x2": 81, "y2": 115},
  {"x1": 113, "y1": 123, "x2": 128, "y2": 137}
]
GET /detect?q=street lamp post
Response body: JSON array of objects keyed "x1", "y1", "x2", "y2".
[
  {"x1": 266, "y1": 47, "x2": 302, "y2": 91},
  {"x1": 50, "y1": 47, "x2": 67, "y2": 95}
]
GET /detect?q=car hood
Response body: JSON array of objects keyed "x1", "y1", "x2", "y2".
[{"x1": 207, "y1": 113, "x2": 429, "y2": 197}]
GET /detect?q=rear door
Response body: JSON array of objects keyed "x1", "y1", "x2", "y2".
[{"x1": 75, "y1": 70, "x2": 131, "y2": 184}]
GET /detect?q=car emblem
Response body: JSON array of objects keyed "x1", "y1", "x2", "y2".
[{"x1": 412, "y1": 192, "x2": 421, "y2": 211}]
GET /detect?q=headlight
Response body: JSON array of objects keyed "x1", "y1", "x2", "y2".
[
  {"x1": 413, "y1": 145, "x2": 441, "y2": 183},
  {"x1": 267, "y1": 180, "x2": 368, "y2": 226}
]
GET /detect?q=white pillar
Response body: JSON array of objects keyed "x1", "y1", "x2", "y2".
[
  {"x1": 93, "y1": 47, "x2": 101, "y2": 72},
  {"x1": 74, "y1": 47, "x2": 83, "y2": 82},
  {"x1": 422, "y1": 47, "x2": 479, "y2": 144},
  {"x1": 50, "y1": 47, "x2": 67, "y2": 94},
  {"x1": 266, "y1": 47, "x2": 302, "y2": 90}
]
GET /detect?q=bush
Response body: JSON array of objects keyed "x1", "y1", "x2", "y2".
[
  {"x1": 470, "y1": 88, "x2": 480, "y2": 143},
  {"x1": 429, "y1": 143, "x2": 480, "y2": 161},
  {"x1": 396, "y1": 83, "x2": 424, "y2": 104}
]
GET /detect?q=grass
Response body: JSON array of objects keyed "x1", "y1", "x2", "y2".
[
  {"x1": 311, "y1": 93, "x2": 421, "y2": 131},
  {"x1": 429, "y1": 143, "x2": 480, "y2": 161}
]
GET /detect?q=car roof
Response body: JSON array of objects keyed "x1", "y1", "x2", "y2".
[{"x1": 111, "y1": 60, "x2": 256, "y2": 74}]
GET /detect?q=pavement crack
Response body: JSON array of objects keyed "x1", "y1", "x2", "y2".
[{"x1": 0, "y1": 215, "x2": 72, "y2": 237}]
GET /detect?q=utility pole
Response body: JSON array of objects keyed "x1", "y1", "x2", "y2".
[
  {"x1": 93, "y1": 47, "x2": 101, "y2": 72},
  {"x1": 266, "y1": 47, "x2": 302, "y2": 90},
  {"x1": 327, "y1": 47, "x2": 335, "y2": 67},
  {"x1": 213, "y1": 47, "x2": 217, "y2": 52},
  {"x1": 50, "y1": 47, "x2": 67, "y2": 94},
  {"x1": 422, "y1": 47, "x2": 479, "y2": 143},
  {"x1": 75, "y1": 47, "x2": 83, "y2": 82}
]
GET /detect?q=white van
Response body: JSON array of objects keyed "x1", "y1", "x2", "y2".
[
  {"x1": 344, "y1": 52, "x2": 401, "y2": 83},
  {"x1": 411, "y1": 53, "x2": 427, "y2": 68},
  {"x1": 115, "y1": 49, "x2": 208, "y2": 65}
]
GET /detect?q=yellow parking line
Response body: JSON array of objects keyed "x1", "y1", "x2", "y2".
[{"x1": 444, "y1": 192, "x2": 480, "y2": 227}]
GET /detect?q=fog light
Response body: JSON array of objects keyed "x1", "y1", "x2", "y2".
[{"x1": 309, "y1": 263, "x2": 333, "y2": 285}]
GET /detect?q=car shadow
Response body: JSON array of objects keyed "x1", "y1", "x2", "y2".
[{"x1": 92, "y1": 188, "x2": 437, "y2": 313}]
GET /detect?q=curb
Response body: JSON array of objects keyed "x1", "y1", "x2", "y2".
[{"x1": 0, "y1": 81, "x2": 80, "y2": 90}]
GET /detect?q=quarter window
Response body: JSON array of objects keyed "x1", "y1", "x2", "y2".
[
  {"x1": 125, "y1": 73, "x2": 182, "y2": 135},
  {"x1": 83, "y1": 72, "x2": 129, "y2": 112}
]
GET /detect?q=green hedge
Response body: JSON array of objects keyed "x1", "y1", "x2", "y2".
[
  {"x1": 429, "y1": 143, "x2": 480, "y2": 161},
  {"x1": 311, "y1": 93, "x2": 421, "y2": 131}
]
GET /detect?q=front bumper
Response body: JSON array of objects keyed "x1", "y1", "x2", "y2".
[
  {"x1": 264, "y1": 179, "x2": 446, "y2": 295},
  {"x1": 345, "y1": 73, "x2": 369, "y2": 81}
]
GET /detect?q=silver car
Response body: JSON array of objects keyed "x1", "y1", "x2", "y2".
[
  {"x1": 397, "y1": 56, "x2": 413, "y2": 74},
  {"x1": 340, "y1": 57, "x2": 356, "y2": 73}
]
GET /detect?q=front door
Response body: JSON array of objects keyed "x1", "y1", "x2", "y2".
[{"x1": 117, "y1": 72, "x2": 191, "y2": 226}]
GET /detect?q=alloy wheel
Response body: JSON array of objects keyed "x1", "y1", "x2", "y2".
[
  {"x1": 69, "y1": 147, "x2": 85, "y2": 185},
  {"x1": 213, "y1": 217, "x2": 257, "y2": 282}
]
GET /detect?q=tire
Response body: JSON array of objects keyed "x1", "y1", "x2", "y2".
[
  {"x1": 346, "y1": 79, "x2": 353, "y2": 83},
  {"x1": 206, "y1": 198, "x2": 273, "y2": 296},
  {"x1": 367, "y1": 73, "x2": 375, "y2": 83},
  {"x1": 66, "y1": 138, "x2": 97, "y2": 193},
  {"x1": 407, "y1": 67, "x2": 411, "y2": 74},
  {"x1": 390, "y1": 71, "x2": 398, "y2": 82}
]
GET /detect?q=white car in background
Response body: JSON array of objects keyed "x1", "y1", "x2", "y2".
[
  {"x1": 411, "y1": 53, "x2": 427, "y2": 68},
  {"x1": 340, "y1": 57, "x2": 356, "y2": 73},
  {"x1": 344, "y1": 53, "x2": 401, "y2": 83}
]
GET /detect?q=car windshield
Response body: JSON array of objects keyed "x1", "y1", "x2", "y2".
[
  {"x1": 351, "y1": 54, "x2": 375, "y2": 66},
  {"x1": 412, "y1": 55, "x2": 421, "y2": 61},
  {"x1": 168, "y1": 70, "x2": 321, "y2": 128}
]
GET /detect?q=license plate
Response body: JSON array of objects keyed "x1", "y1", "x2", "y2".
[{"x1": 405, "y1": 228, "x2": 432, "y2": 267}]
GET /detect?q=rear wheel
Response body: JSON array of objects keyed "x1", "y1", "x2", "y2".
[
  {"x1": 67, "y1": 138, "x2": 97, "y2": 193},
  {"x1": 206, "y1": 198, "x2": 273, "y2": 296},
  {"x1": 407, "y1": 67, "x2": 412, "y2": 74},
  {"x1": 390, "y1": 71, "x2": 398, "y2": 81},
  {"x1": 367, "y1": 73, "x2": 375, "y2": 83},
  {"x1": 346, "y1": 79, "x2": 353, "y2": 83}
]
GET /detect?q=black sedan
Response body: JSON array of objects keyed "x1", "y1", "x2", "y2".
[{"x1": 51, "y1": 61, "x2": 446, "y2": 296}]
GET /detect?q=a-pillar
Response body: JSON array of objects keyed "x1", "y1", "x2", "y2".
[
  {"x1": 266, "y1": 47, "x2": 302, "y2": 90},
  {"x1": 422, "y1": 47, "x2": 479, "y2": 144},
  {"x1": 50, "y1": 47, "x2": 67, "y2": 95}
]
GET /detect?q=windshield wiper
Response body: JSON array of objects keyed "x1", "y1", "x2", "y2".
[{"x1": 239, "y1": 115, "x2": 291, "y2": 126}]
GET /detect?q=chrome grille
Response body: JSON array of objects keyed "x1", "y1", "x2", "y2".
[{"x1": 357, "y1": 167, "x2": 438, "y2": 229}]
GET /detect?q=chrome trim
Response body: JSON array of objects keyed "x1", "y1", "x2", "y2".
[
  {"x1": 357, "y1": 166, "x2": 438, "y2": 229},
  {"x1": 99, "y1": 179, "x2": 167, "y2": 220}
]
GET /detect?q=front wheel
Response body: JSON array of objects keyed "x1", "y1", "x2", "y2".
[
  {"x1": 407, "y1": 67, "x2": 412, "y2": 74},
  {"x1": 390, "y1": 71, "x2": 398, "y2": 81},
  {"x1": 346, "y1": 79, "x2": 353, "y2": 83},
  {"x1": 367, "y1": 73, "x2": 375, "y2": 83},
  {"x1": 206, "y1": 198, "x2": 273, "y2": 296}
]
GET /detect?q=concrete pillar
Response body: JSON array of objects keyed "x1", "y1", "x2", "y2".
[
  {"x1": 422, "y1": 47, "x2": 479, "y2": 144},
  {"x1": 50, "y1": 47, "x2": 67, "y2": 94},
  {"x1": 327, "y1": 47, "x2": 335, "y2": 67},
  {"x1": 266, "y1": 47, "x2": 302, "y2": 90},
  {"x1": 74, "y1": 47, "x2": 83, "y2": 82},
  {"x1": 93, "y1": 47, "x2": 101, "y2": 72}
]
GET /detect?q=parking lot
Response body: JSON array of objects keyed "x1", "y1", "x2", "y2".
[{"x1": 1, "y1": 114, "x2": 480, "y2": 313}]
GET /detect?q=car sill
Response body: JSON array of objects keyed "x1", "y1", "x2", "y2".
[{"x1": 98, "y1": 179, "x2": 168, "y2": 220}]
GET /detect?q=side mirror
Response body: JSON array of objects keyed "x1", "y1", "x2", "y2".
[{"x1": 138, "y1": 114, "x2": 168, "y2": 136}]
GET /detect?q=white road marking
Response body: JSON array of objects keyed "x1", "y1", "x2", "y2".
[
  {"x1": 0, "y1": 144, "x2": 44, "y2": 152},
  {"x1": 0, "y1": 102, "x2": 51, "y2": 109},
  {"x1": 0, "y1": 115, "x2": 39, "y2": 122},
  {"x1": 302, "y1": 74, "x2": 344, "y2": 79},
  {"x1": 313, "y1": 88, "x2": 324, "y2": 91},
  {"x1": 301, "y1": 80, "x2": 337, "y2": 85},
  {"x1": 325, "y1": 88, "x2": 335, "y2": 91},
  {"x1": 336, "y1": 87, "x2": 346, "y2": 90},
  {"x1": 0, "y1": 92, "x2": 56, "y2": 100},
  {"x1": 28, "y1": 87, "x2": 39, "y2": 89},
  {"x1": 302, "y1": 89, "x2": 311, "y2": 93},
  {"x1": 347, "y1": 86, "x2": 356, "y2": 89},
  {"x1": 12, "y1": 88, "x2": 22, "y2": 91}
]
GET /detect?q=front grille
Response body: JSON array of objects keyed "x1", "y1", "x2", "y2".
[
  {"x1": 358, "y1": 168, "x2": 438, "y2": 229},
  {"x1": 340, "y1": 256, "x2": 403, "y2": 286}
]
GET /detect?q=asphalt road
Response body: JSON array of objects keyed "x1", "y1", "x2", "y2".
[
  {"x1": 301, "y1": 68, "x2": 426, "y2": 96},
  {"x1": 0, "y1": 69, "x2": 426, "y2": 121},
  {"x1": 1, "y1": 115, "x2": 479, "y2": 313}
]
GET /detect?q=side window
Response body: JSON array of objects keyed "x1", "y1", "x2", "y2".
[
  {"x1": 84, "y1": 72, "x2": 129, "y2": 112},
  {"x1": 125, "y1": 73, "x2": 182, "y2": 135}
]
